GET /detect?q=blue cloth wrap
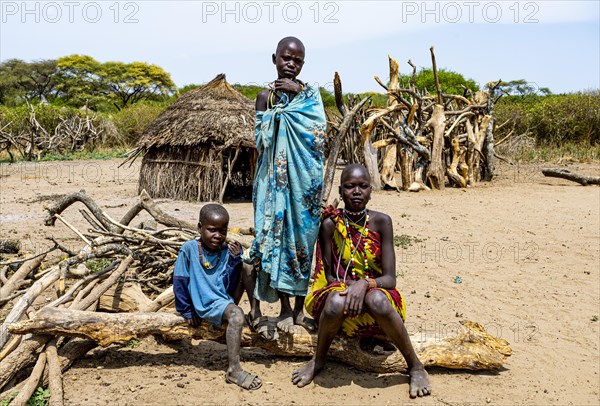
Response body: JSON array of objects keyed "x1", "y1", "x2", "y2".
[{"x1": 250, "y1": 84, "x2": 327, "y2": 302}]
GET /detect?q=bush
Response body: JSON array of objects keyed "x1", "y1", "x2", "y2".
[
  {"x1": 495, "y1": 91, "x2": 600, "y2": 146},
  {"x1": 106, "y1": 101, "x2": 169, "y2": 146}
]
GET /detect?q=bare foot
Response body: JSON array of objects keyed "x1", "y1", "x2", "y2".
[
  {"x1": 408, "y1": 365, "x2": 431, "y2": 398},
  {"x1": 294, "y1": 313, "x2": 317, "y2": 333},
  {"x1": 291, "y1": 359, "x2": 323, "y2": 387},
  {"x1": 276, "y1": 316, "x2": 295, "y2": 333}
]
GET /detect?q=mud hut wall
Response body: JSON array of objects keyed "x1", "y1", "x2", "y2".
[{"x1": 138, "y1": 145, "x2": 223, "y2": 202}]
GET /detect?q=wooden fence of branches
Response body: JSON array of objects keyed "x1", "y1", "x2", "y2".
[
  {"x1": 322, "y1": 47, "x2": 503, "y2": 202},
  {"x1": 0, "y1": 103, "x2": 105, "y2": 161}
]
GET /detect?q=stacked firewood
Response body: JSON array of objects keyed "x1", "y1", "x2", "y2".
[{"x1": 323, "y1": 47, "x2": 502, "y2": 200}]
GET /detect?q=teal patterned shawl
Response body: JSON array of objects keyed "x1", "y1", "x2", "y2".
[{"x1": 250, "y1": 84, "x2": 326, "y2": 301}]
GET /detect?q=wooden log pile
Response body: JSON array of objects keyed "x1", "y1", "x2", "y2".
[
  {"x1": 0, "y1": 188, "x2": 511, "y2": 403},
  {"x1": 325, "y1": 48, "x2": 504, "y2": 195}
]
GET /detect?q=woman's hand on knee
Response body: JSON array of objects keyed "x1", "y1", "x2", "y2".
[{"x1": 339, "y1": 279, "x2": 369, "y2": 317}]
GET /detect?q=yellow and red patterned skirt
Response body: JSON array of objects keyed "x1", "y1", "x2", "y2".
[{"x1": 305, "y1": 207, "x2": 406, "y2": 337}]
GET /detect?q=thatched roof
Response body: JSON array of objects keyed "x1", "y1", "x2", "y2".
[{"x1": 135, "y1": 74, "x2": 255, "y2": 151}]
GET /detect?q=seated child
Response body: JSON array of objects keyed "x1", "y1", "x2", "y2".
[
  {"x1": 292, "y1": 164, "x2": 431, "y2": 398},
  {"x1": 173, "y1": 203, "x2": 261, "y2": 391}
]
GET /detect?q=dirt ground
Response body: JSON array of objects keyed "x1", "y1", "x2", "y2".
[{"x1": 1, "y1": 158, "x2": 599, "y2": 405}]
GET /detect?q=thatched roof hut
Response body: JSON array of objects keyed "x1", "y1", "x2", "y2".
[{"x1": 132, "y1": 74, "x2": 256, "y2": 202}]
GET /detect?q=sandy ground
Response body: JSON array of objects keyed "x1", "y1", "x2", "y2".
[{"x1": 0, "y1": 158, "x2": 599, "y2": 405}]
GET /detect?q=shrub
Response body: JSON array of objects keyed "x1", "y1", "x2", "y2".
[
  {"x1": 495, "y1": 91, "x2": 600, "y2": 146},
  {"x1": 106, "y1": 101, "x2": 169, "y2": 146}
]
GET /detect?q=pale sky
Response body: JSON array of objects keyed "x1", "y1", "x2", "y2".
[{"x1": 1, "y1": 0, "x2": 599, "y2": 94}]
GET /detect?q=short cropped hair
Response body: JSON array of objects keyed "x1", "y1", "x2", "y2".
[
  {"x1": 341, "y1": 163, "x2": 371, "y2": 182},
  {"x1": 199, "y1": 203, "x2": 229, "y2": 225},
  {"x1": 276, "y1": 36, "x2": 305, "y2": 55}
]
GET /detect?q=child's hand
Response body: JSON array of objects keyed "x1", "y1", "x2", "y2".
[
  {"x1": 228, "y1": 241, "x2": 243, "y2": 257},
  {"x1": 186, "y1": 315, "x2": 201, "y2": 329},
  {"x1": 274, "y1": 78, "x2": 302, "y2": 95}
]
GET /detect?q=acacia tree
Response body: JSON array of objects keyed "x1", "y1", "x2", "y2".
[
  {"x1": 400, "y1": 68, "x2": 479, "y2": 95},
  {"x1": 55, "y1": 55, "x2": 174, "y2": 108},
  {"x1": 497, "y1": 79, "x2": 552, "y2": 97},
  {"x1": 56, "y1": 54, "x2": 103, "y2": 106},
  {"x1": 0, "y1": 59, "x2": 59, "y2": 103},
  {"x1": 99, "y1": 61, "x2": 175, "y2": 107}
]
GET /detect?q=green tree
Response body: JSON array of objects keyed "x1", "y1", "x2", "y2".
[
  {"x1": 27, "y1": 59, "x2": 59, "y2": 100},
  {"x1": 498, "y1": 79, "x2": 552, "y2": 97},
  {"x1": 55, "y1": 55, "x2": 175, "y2": 109},
  {"x1": 99, "y1": 61, "x2": 175, "y2": 107},
  {"x1": 233, "y1": 84, "x2": 264, "y2": 100},
  {"x1": 399, "y1": 68, "x2": 479, "y2": 95},
  {"x1": 0, "y1": 58, "x2": 31, "y2": 104},
  {"x1": 0, "y1": 59, "x2": 59, "y2": 104},
  {"x1": 56, "y1": 54, "x2": 103, "y2": 106}
]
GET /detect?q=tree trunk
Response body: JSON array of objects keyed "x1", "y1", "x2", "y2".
[
  {"x1": 426, "y1": 104, "x2": 446, "y2": 189},
  {"x1": 10, "y1": 307, "x2": 512, "y2": 374},
  {"x1": 542, "y1": 168, "x2": 600, "y2": 185}
]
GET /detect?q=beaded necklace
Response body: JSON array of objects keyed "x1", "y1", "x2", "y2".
[
  {"x1": 199, "y1": 243, "x2": 223, "y2": 270},
  {"x1": 336, "y1": 210, "x2": 370, "y2": 283},
  {"x1": 345, "y1": 208, "x2": 366, "y2": 216}
]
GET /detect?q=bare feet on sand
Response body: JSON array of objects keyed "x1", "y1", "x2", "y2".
[
  {"x1": 294, "y1": 313, "x2": 317, "y2": 332},
  {"x1": 277, "y1": 311, "x2": 316, "y2": 334},
  {"x1": 409, "y1": 366, "x2": 431, "y2": 398},
  {"x1": 291, "y1": 359, "x2": 323, "y2": 387}
]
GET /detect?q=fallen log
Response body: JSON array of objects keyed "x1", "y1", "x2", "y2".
[
  {"x1": 43, "y1": 191, "x2": 122, "y2": 233},
  {"x1": 45, "y1": 339, "x2": 63, "y2": 406},
  {"x1": 0, "y1": 338, "x2": 97, "y2": 401},
  {"x1": 11, "y1": 352, "x2": 46, "y2": 406},
  {"x1": 10, "y1": 307, "x2": 511, "y2": 373},
  {"x1": 99, "y1": 282, "x2": 153, "y2": 312},
  {"x1": 0, "y1": 335, "x2": 51, "y2": 389},
  {"x1": 542, "y1": 168, "x2": 600, "y2": 186},
  {"x1": 0, "y1": 266, "x2": 60, "y2": 350},
  {"x1": 0, "y1": 255, "x2": 132, "y2": 389}
]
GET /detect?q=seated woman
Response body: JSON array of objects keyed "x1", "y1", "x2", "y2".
[{"x1": 292, "y1": 164, "x2": 431, "y2": 398}]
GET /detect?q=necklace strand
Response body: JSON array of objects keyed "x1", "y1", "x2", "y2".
[
  {"x1": 344, "y1": 208, "x2": 366, "y2": 216},
  {"x1": 199, "y1": 244, "x2": 223, "y2": 270},
  {"x1": 336, "y1": 210, "x2": 370, "y2": 283}
]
